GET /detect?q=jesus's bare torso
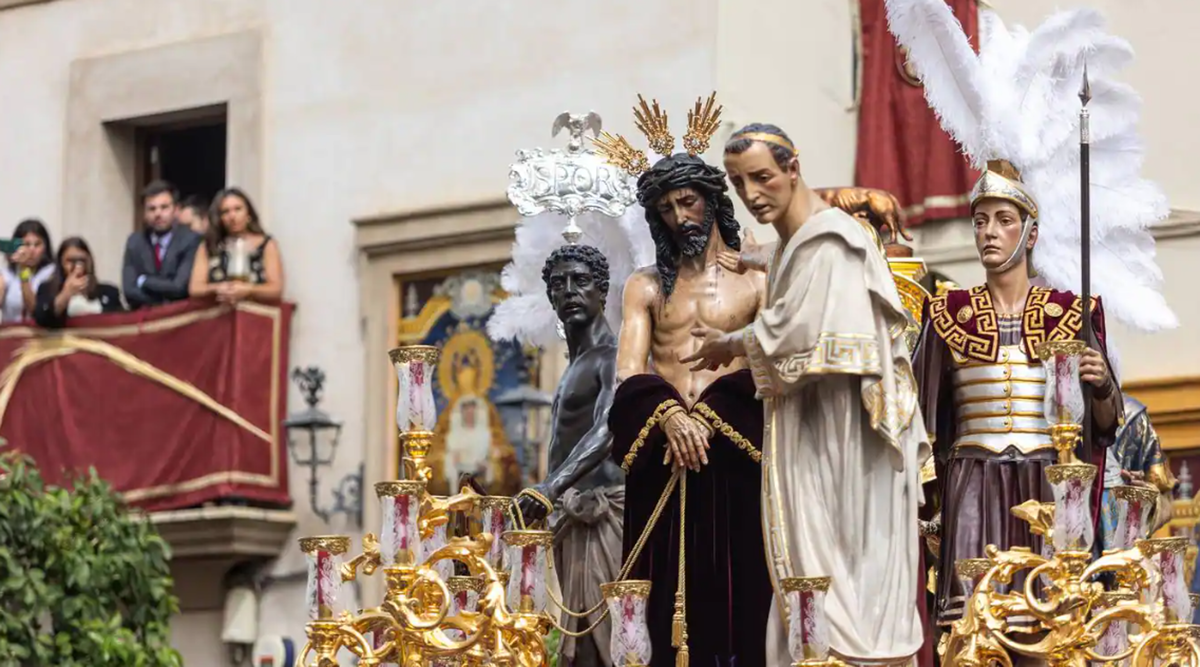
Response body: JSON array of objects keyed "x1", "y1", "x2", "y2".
[{"x1": 618, "y1": 262, "x2": 765, "y2": 405}]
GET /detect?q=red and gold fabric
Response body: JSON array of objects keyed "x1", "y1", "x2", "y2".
[
  {"x1": 926, "y1": 285, "x2": 1104, "y2": 364},
  {"x1": 854, "y1": 0, "x2": 979, "y2": 225},
  {"x1": 0, "y1": 300, "x2": 293, "y2": 511}
]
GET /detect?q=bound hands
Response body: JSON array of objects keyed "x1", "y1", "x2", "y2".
[
  {"x1": 662, "y1": 408, "x2": 710, "y2": 472},
  {"x1": 716, "y1": 228, "x2": 769, "y2": 274},
  {"x1": 515, "y1": 485, "x2": 555, "y2": 526}
]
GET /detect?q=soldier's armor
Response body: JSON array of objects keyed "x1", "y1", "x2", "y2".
[{"x1": 951, "y1": 343, "x2": 1051, "y2": 454}]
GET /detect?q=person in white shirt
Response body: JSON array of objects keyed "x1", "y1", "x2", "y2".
[{"x1": 0, "y1": 218, "x2": 56, "y2": 324}]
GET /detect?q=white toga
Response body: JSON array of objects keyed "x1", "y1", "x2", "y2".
[{"x1": 742, "y1": 208, "x2": 930, "y2": 665}]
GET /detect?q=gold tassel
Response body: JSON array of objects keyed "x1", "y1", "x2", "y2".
[
  {"x1": 671, "y1": 592, "x2": 685, "y2": 647},
  {"x1": 676, "y1": 642, "x2": 689, "y2": 667}
]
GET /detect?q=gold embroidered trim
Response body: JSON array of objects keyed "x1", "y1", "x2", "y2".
[
  {"x1": 620, "y1": 400, "x2": 679, "y2": 472},
  {"x1": 691, "y1": 402, "x2": 762, "y2": 463},
  {"x1": 774, "y1": 332, "x2": 882, "y2": 381}
]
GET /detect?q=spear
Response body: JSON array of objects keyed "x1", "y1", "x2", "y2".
[{"x1": 1079, "y1": 64, "x2": 1094, "y2": 456}]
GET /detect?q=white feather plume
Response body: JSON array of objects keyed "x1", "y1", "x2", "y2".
[
  {"x1": 885, "y1": 0, "x2": 1177, "y2": 331},
  {"x1": 487, "y1": 208, "x2": 654, "y2": 348}
]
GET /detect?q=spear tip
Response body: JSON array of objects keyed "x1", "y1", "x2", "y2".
[{"x1": 1079, "y1": 62, "x2": 1092, "y2": 107}]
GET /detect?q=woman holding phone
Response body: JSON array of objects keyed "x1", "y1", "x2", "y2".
[
  {"x1": 34, "y1": 237, "x2": 123, "y2": 328},
  {"x1": 1, "y1": 218, "x2": 55, "y2": 323}
]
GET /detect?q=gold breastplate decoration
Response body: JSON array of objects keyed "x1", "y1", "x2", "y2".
[{"x1": 951, "y1": 344, "x2": 1051, "y2": 454}]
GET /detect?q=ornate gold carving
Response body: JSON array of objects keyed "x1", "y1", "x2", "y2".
[
  {"x1": 299, "y1": 535, "x2": 351, "y2": 555},
  {"x1": 780, "y1": 576, "x2": 831, "y2": 593},
  {"x1": 600, "y1": 580, "x2": 653, "y2": 599},
  {"x1": 388, "y1": 344, "x2": 440, "y2": 365},
  {"x1": 592, "y1": 132, "x2": 650, "y2": 176},
  {"x1": 1113, "y1": 484, "x2": 1161, "y2": 506},
  {"x1": 954, "y1": 558, "x2": 992, "y2": 580},
  {"x1": 1044, "y1": 462, "x2": 1098, "y2": 485},
  {"x1": 1034, "y1": 339, "x2": 1088, "y2": 361},
  {"x1": 446, "y1": 575, "x2": 482, "y2": 594},
  {"x1": 682, "y1": 92, "x2": 723, "y2": 156},
  {"x1": 633, "y1": 95, "x2": 675, "y2": 156},
  {"x1": 501, "y1": 529, "x2": 554, "y2": 548},
  {"x1": 957, "y1": 306, "x2": 974, "y2": 323},
  {"x1": 374, "y1": 480, "x2": 425, "y2": 498},
  {"x1": 342, "y1": 533, "x2": 382, "y2": 582}
]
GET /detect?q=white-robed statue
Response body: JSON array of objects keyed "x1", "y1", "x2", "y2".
[{"x1": 684, "y1": 123, "x2": 929, "y2": 666}]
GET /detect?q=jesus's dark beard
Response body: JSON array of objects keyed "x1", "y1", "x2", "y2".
[{"x1": 676, "y1": 218, "x2": 713, "y2": 257}]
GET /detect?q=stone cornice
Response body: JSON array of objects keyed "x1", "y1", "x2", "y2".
[{"x1": 0, "y1": 0, "x2": 52, "y2": 10}]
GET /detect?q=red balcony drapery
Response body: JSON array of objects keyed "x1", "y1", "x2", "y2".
[{"x1": 0, "y1": 300, "x2": 293, "y2": 511}]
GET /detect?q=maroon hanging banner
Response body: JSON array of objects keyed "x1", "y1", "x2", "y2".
[
  {"x1": 855, "y1": 0, "x2": 979, "y2": 225},
  {"x1": 0, "y1": 300, "x2": 293, "y2": 511}
]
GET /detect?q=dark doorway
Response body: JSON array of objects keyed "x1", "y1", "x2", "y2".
[{"x1": 135, "y1": 114, "x2": 227, "y2": 228}]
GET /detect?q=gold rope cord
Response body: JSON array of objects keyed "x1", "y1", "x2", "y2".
[
  {"x1": 620, "y1": 400, "x2": 679, "y2": 472},
  {"x1": 545, "y1": 470, "x2": 683, "y2": 637},
  {"x1": 0, "y1": 334, "x2": 270, "y2": 442}
]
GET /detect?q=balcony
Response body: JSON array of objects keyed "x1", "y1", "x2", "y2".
[{"x1": 0, "y1": 299, "x2": 297, "y2": 603}]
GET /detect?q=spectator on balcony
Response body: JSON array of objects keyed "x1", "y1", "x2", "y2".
[
  {"x1": 122, "y1": 180, "x2": 201, "y2": 310},
  {"x1": 189, "y1": 188, "x2": 284, "y2": 305},
  {"x1": 34, "y1": 237, "x2": 123, "y2": 328},
  {"x1": 177, "y1": 195, "x2": 210, "y2": 236},
  {"x1": 1, "y1": 218, "x2": 55, "y2": 323}
]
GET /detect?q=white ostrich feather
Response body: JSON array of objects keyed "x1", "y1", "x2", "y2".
[
  {"x1": 487, "y1": 207, "x2": 654, "y2": 348},
  {"x1": 885, "y1": 0, "x2": 1176, "y2": 331}
]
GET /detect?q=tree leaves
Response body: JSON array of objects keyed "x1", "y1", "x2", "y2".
[{"x1": 0, "y1": 452, "x2": 182, "y2": 666}]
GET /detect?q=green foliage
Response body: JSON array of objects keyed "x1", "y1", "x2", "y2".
[
  {"x1": 0, "y1": 452, "x2": 181, "y2": 667},
  {"x1": 545, "y1": 627, "x2": 561, "y2": 667}
]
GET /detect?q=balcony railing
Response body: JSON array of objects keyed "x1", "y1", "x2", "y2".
[{"x1": 0, "y1": 299, "x2": 294, "y2": 512}]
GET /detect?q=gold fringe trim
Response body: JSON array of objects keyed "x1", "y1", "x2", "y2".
[{"x1": 0, "y1": 335, "x2": 270, "y2": 442}]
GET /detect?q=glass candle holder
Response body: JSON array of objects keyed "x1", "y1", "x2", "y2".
[
  {"x1": 423, "y1": 512, "x2": 455, "y2": 581},
  {"x1": 1035, "y1": 340, "x2": 1088, "y2": 427},
  {"x1": 390, "y1": 345, "x2": 439, "y2": 433},
  {"x1": 1094, "y1": 591, "x2": 1135, "y2": 661},
  {"x1": 377, "y1": 481, "x2": 424, "y2": 566},
  {"x1": 477, "y1": 496, "x2": 512, "y2": 570},
  {"x1": 780, "y1": 576, "x2": 832, "y2": 662},
  {"x1": 1142, "y1": 537, "x2": 1192, "y2": 622},
  {"x1": 1046, "y1": 463, "x2": 1097, "y2": 552},
  {"x1": 299, "y1": 535, "x2": 351, "y2": 621},
  {"x1": 448, "y1": 575, "x2": 482, "y2": 616},
  {"x1": 955, "y1": 558, "x2": 992, "y2": 598},
  {"x1": 502, "y1": 530, "x2": 554, "y2": 614},
  {"x1": 1113, "y1": 484, "x2": 1160, "y2": 549},
  {"x1": 601, "y1": 580, "x2": 653, "y2": 667}
]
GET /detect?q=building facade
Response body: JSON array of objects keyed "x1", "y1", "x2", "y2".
[{"x1": 0, "y1": 0, "x2": 1195, "y2": 664}]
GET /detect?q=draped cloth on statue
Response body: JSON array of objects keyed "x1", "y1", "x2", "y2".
[
  {"x1": 551, "y1": 486, "x2": 625, "y2": 667},
  {"x1": 912, "y1": 287, "x2": 1121, "y2": 626},
  {"x1": 854, "y1": 0, "x2": 979, "y2": 224},
  {"x1": 743, "y1": 207, "x2": 928, "y2": 665},
  {"x1": 609, "y1": 370, "x2": 772, "y2": 667}
]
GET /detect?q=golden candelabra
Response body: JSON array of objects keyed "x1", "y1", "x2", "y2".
[
  {"x1": 295, "y1": 345, "x2": 656, "y2": 667},
  {"x1": 294, "y1": 345, "x2": 556, "y2": 667},
  {"x1": 941, "y1": 341, "x2": 1200, "y2": 667}
]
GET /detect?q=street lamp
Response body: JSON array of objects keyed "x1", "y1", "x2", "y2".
[
  {"x1": 493, "y1": 350, "x2": 553, "y2": 486},
  {"x1": 284, "y1": 366, "x2": 362, "y2": 527}
]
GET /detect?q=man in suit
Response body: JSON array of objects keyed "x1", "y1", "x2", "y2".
[{"x1": 122, "y1": 180, "x2": 202, "y2": 310}]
